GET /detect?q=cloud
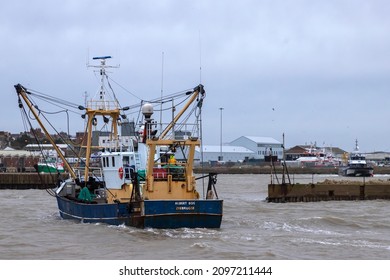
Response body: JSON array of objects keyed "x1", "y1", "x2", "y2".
[{"x1": 1, "y1": 0, "x2": 390, "y2": 152}]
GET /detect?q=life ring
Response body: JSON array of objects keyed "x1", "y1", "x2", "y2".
[{"x1": 118, "y1": 167, "x2": 124, "y2": 179}]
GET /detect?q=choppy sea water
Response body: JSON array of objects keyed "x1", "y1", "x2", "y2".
[{"x1": 1, "y1": 174, "x2": 390, "y2": 260}]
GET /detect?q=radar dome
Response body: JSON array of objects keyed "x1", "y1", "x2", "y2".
[{"x1": 142, "y1": 103, "x2": 154, "y2": 118}]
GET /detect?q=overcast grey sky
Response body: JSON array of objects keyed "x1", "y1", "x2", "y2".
[{"x1": 1, "y1": 0, "x2": 390, "y2": 152}]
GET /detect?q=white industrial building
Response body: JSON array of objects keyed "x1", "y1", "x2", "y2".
[
  {"x1": 229, "y1": 136, "x2": 283, "y2": 160},
  {"x1": 195, "y1": 145, "x2": 255, "y2": 163},
  {"x1": 191, "y1": 136, "x2": 282, "y2": 164}
]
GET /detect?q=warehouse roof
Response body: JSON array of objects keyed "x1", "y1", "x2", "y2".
[
  {"x1": 231, "y1": 136, "x2": 281, "y2": 144},
  {"x1": 196, "y1": 145, "x2": 255, "y2": 154}
]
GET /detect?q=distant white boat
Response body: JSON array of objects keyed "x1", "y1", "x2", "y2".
[{"x1": 339, "y1": 140, "x2": 373, "y2": 177}]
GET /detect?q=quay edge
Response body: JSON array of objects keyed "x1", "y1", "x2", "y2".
[
  {"x1": 267, "y1": 182, "x2": 390, "y2": 203},
  {"x1": 0, "y1": 173, "x2": 66, "y2": 189}
]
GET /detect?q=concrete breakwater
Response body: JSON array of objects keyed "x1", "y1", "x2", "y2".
[
  {"x1": 267, "y1": 179, "x2": 390, "y2": 203},
  {"x1": 0, "y1": 173, "x2": 68, "y2": 189},
  {"x1": 195, "y1": 165, "x2": 390, "y2": 203}
]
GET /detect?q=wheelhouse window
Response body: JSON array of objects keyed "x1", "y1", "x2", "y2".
[{"x1": 123, "y1": 156, "x2": 129, "y2": 165}]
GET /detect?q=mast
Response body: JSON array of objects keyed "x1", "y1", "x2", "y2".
[
  {"x1": 80, "y1": 56, "x2": 121, "y2": 180},
  {"x1": 14, "y1": 84, "x2": 77, "y2": 179},
  {"x1": 282, "y1": 133, "x2": 286, "y2": 184}
]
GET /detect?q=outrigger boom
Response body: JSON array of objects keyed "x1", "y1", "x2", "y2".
[{"x1": 14, "y1": 84, "x2": 77, "y2": 180}]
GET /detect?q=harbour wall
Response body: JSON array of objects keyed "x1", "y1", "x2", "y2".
[
  {"x1": 267, "y1": 182, "x2": 390, "y2": 203},
  {"x1": 0, "y1": 173, "x2": 67, "y2": 189}
]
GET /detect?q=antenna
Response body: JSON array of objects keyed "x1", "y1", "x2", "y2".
[
  {"x1": 86, "y1": 56, "x2": 119, "y2": 110},
  {"x1": 199, "y1": 30, "x2": 202, "y2": 83},
  {"x1": 160, "y1": 51, "x2": 164, "y2": 133},
  {"x1": 83, "y1": 91, "x2": 88, "y2": 107},
  {"x1": 86, "y1": 48, "x2": 89, "y2": 67},
  {"x1": 92, "y1": 55, "x2": 112, "y2": 60}
]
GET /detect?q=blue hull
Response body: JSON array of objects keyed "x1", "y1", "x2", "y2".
[
  {"x1": 143, "y1": 200, "x2": 223, "y2": 228},
  {"x1": 55, "y1": 196, "x2": 223, "y2": 228},
  {"x1": 56, "y1": 196, "x2": 131, "y2": 225}
]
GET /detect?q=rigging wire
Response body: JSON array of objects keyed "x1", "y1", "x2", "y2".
[
  {"x1": 162, "y1": 96, "x2": 200, "y2": 139},
  {"x1": 26, "y1": 94, "x2": 79, "y2": 145},
  {"x1": 107, "y1": 76, "x2": 142, "y2": 101},
  {"x1": 19, "y1": 82, "x2": 202, "y2": 150},
  {"x1": 25, "y1": 88, "x2": 81, "y2": 110},
  {"x1": 108, "y1": 75, "x2": 193, "y2": 105},
  {"x1": 18, "y1": 102, "x2": 59, "y2": 185},
  {"x1": 106, "y1": 75, "x2": 121, "y2": 107},
  {"x1": 20, "y1": 94, "x2": 87, "y2": 167}
]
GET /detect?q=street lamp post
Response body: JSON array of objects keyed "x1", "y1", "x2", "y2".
[{"x1": 219, "y1": 107, "x2": 224, "y2": 161}]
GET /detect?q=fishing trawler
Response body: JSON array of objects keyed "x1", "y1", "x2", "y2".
[{"x1": 14, "y1": 56, "x2": 223, "y2": 228}]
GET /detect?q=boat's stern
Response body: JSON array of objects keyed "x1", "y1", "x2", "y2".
[{"x1": 141, "y1": 199, "x2": 223, "y2": 228}]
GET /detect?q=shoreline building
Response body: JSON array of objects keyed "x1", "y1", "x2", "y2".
[
  {"x1": 229, "y1": 136, "x2": 283, "y2": 161},
  {"x1": 193, "y1": 136, "x2": 283, "y2": 164},
  {"x1": 195, "y1": 145, "x2": 255, "y2": 165}
]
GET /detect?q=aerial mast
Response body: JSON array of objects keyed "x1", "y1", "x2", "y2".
[{"x1": 80, "y1": 56, "x2": 121, "y2": 180}]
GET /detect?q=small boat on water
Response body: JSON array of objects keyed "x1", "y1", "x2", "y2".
[
  {"x1": 14, "y1": 56, "x2": 223, "y2": 228},
  {"x1": 339, "y1": 140, "x2": 373, "y2": 177},
  {"x1": 34, "y1": 158, "x2": 65, "y2": 174}
]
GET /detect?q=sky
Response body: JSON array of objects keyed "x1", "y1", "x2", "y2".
[{"x1": 1, "y1": 0, "x2": 390, "y2": 153}]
